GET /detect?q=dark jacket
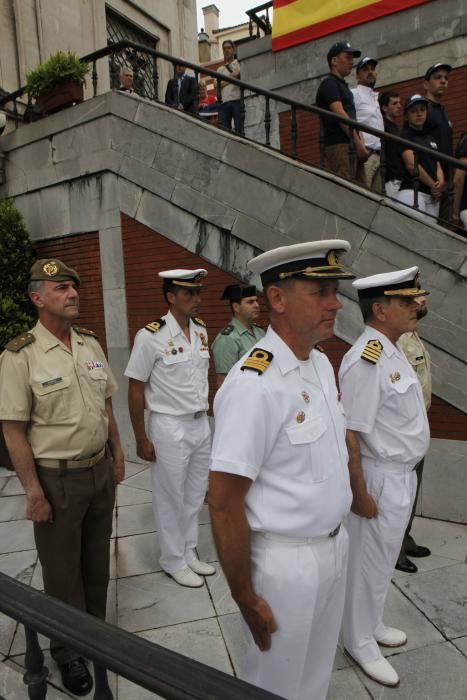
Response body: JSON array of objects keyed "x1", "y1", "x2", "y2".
[{"x1": 165, "y1": 74, "x2": 197, "y2": 114}]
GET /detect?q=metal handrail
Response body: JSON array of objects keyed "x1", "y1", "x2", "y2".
[
  {"x1": 0, "y1": 571, "x2": 283, "y2": 699},
  {"x1": 246, "y1": 2, "x2": 273, "y2": 37}
]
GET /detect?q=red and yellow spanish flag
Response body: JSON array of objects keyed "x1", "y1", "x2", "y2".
[{"x1": 272, "y1": 0, "x2": 433, "y2": 52}]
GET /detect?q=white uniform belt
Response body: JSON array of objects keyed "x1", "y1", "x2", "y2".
[
  {"x1": 252, "y1": 524, "x2": 341, "y2": 545},
  {"x1": 361, "y1": 458, "x2": 416, "y2": 474},
  {"x1": 36, "y1": 446, "x2": 106, "y2": 470},
  {"x1": 180, "y1": 410, "x2": 206, "y2": 420}
]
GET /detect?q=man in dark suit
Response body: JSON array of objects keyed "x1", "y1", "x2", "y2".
[{"x1": 165, "y1": 63, "x2": 197, "y2": 114}]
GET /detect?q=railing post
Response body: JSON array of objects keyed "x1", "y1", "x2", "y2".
[
  {"x1": 290, "y1": 106, "x2": 298, "y2": 159},
  {"x1": 249, "y1": 16, "x2": 253, "y2": 38},
  {"x1": 379, "y1": 144, "x2": 386, "y2": 194},
  {"x1": 194, "y1": 69, "x2": 199, "y2": 114},
  {"x1": 92, "y1": 59, "x2": 98, "y2": 97},
  {"x1": 445, "y1": 165, "x2": 454, "y2": 223},
  {"x1": 12, "y1": 97, "x2": 19, "y2": 127},
  {"x1": 152, "y1": 56, "x2": 159, "y2": 101},
  {"x1": 413, "y1": 151, "x2": 420, "y2": 209},
  {"x1": 264, "y1": 96, "x2": 271, "y2": 146},
  {"x1": 319, "y1": 121, "x2": 325, "y2": 168},
  {"x1": 23, "y1": 626, "x2": 48, "y2": 699},
  {"x1": 93, "y1": 663, "x2": 113, "y2": 700},
  {"x1": 240, "y1": 87, "x2": 246, "y2": 136},
  {"x1": 349, "y1": 128, "x2": 356, "y2": 180}
]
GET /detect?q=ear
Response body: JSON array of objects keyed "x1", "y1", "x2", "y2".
[
  {"x1": 371, "y1": 300, "x2": 388, "y2": 322},
  {"x1": 29, "y1": 291, "x2": 44, "y2": 309},
  {"x1": 267, "y1": 284, "x2": 287, "y2": 314}
]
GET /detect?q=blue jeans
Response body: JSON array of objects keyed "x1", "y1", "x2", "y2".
[{"x1": 219, "y1": 100, "x2": 241, "y2": 132}]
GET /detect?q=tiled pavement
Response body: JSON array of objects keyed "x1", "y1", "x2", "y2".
[{"x1": 1, "y1": 461, "x2": 466, "y2": 699}]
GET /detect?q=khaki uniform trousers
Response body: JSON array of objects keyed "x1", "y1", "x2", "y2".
[
  {"x1": 242, "y1": 527, "x2": 349, "y2": 700},
  {"x1": 342, "y1": 461, "x2": 417, "y2": 665},
  {"x1": 34, "y1": 455, "x2": 115, "y2": 664}
]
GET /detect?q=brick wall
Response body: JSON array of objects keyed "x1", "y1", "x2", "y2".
[
  {"x1": 34, "y1": 232, "x2": 107, "y2": 352},
  {"x1": 279, "y1": 64, "x2": 467, "y2": 167}
]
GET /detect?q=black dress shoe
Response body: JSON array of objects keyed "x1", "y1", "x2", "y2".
[
  {"x1": 60, "y1": 658, "x2": 93, "y2": 696},
  {"x1": 405, "y1": 544, "x2": 431, "y2": 558},
  {"x1": 395, "y1": 557, "x2": 418, "y2": 574}
]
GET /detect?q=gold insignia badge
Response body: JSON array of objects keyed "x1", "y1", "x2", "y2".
[
  {"x1": 327, "y1": 251, "x2": 339, "y2": 266},
  {"x1": 389, "y1": 372, "x2": 401, "y2": 383},
  {"x1": 296, "y1": 411, "x2": 306, "y2": 423},
  {"x1": 241, "y1": 348, "x2": 274, "y2": 375},
  {"x1": 301, "y1": 391, "x2": 310, "y2": 403},
  {"x1": 43, "y1": 261, "x2": 59, "y2": 276},
  {"x1": 361, "y1": 339, "x2": 383, "y2": 364},
  {"x1": 199, "y1": 333, "x2": 207, "y2": 347}
]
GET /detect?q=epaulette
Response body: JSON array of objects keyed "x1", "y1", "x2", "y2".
[
  {"x1": 5, "y1": 332, "x2": 35, "y2": 352},
  {"x1": 221, "y1": 324, "x2": 234, "y2": 336},
  {"x1": 145, "y1": 319, "x2": 166, "y2": 333},
  {"x1": 315, "y1": 344, "x2": 325, "y2": 353},
  {"x1": 74, "y1": 326, "x2": 97, "y2": 338},
  {"x1": 240, "y1": 348, "x2": 273, "y2": 375},
  {"x1": 361, "y1": 339, "x2": 383, "y2": 364},
  {"x1": 193, "y1": 317, "x2": 206, "y2": 327}
]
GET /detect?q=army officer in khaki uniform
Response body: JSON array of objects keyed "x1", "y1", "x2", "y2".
[
  {"x1": 0, "y1": 259, "x2": 125, "y2": 697},
  {"x1": 211, "y1": 284, "x2": 265, "y2": 387}
]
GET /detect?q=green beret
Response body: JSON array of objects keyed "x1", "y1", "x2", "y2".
[{"x1": 30, "y1": 259, "x2": 80, "y2": 286}]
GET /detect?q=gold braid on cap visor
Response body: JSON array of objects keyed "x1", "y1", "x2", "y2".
[{"x1": 278, "y1": 265, "x2": 354, "y2": 279}]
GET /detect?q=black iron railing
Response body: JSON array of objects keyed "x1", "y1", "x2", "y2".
[
  {"x1": 246, "y1": 2, "x2": 273, "y2": 38},
  {"x1": 0, "y1": 572, "x2": 283, "y2": 700},
  {"x1": 1, "y1": 39, "x2": 466, "y2": 235}
]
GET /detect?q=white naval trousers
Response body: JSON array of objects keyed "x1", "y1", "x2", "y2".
[
  {"x1": 148, "y1": 412, "x2": 211, "y2": 574},
  {"x1": 242, "y1": 527, "x2": 349, "y2": 700},
  {"x1": 342, "y1": 461, "x2": 417, "y2": 664}
]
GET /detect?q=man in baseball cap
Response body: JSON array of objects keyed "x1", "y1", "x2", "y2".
[{"x1": 352, "y1": 57, "x2": 384, "y2": 191}]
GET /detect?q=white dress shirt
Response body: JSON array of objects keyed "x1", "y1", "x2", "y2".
[
  {"x1": 124, "y1": 310, "x2": 209, "y2": 414},
  {"x1": 351, "y1": 84, "x2": 384, "y2": 150}
]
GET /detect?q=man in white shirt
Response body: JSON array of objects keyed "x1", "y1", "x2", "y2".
[
  {"x1": 125, "y1": 269, "x2": 215, "y2": 588},
  {"x1": 352, "y1": 57, "x2": 385, "y2": 191},
  {"x1": 218, "y1": 40, "x2": 241, "y2": 132},
  {"x1": 340, "y1": 267, "x2": 430, "y2": 688},
  {"x1": 210, "y1": 240, "x2": 356, "y2": 700}
]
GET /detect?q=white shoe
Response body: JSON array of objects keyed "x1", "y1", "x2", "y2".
[
  {"x1": 376, "y1": 626, "x2": 408, "y2": 648},
  {"x1": 359, "y1": 656, "x2": 400, "y2": 687},
  {"x1": 188, "y1": 557, "x2": 216, "y2": 576},
  {"x1": 167, "y1": 567, "x2": 203, "y2": 588}
]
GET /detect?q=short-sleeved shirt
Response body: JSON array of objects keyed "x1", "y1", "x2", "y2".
[
  {"x1": 351, "y1": 84, "x2": 384, "y2": 150},
  {"x1": 383, "y1": 118, "x2": 404, "y2": 182},
  {"x1": 210, "y1": 327, "x2": 352, "y2": 538},
  {"x1": 424, "y1": 100, "x2": 452, "y2": 161},
  {"x1": 455, "y1": 136, "x2": 467, "y2": 212},
  {"x1": 218, "y1": 60, "x2": 241, "y2": 103},
  {"x1": 399, "y1": 127, "x2": 439, "y2": 194},
  {"x1": 316, "y1": 74, "x2": 356, "y2": 145},
  {"x1": 124, "y1": 310, "x2": 209, "y2": 415},
  {"x1": 398, "y1": 332, "x2": 432, "y2": 410},
  {"x1": 211, "y1": 317, "x2": 265, "y2": 375},
  {"x1": 0, "y1": 321, "x2": 117, "y2": 461},
  {"x1": 339, "y1": 326, "x2": 430, "y2": 467}
]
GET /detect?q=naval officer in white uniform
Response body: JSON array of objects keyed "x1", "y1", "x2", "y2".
[
  {"x1": 209, "y1": 241, "x2": 356, "y2": 700},
  {"x1": 125, "y1": 269, "x2": 215, "y2": 588},
  {"x1": 339, "y1": 267, "x2": 430, "y2": 687}
]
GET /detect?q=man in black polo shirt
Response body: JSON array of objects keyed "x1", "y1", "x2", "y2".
[
  {"x1": 378, "y1": 91, "x2": 404, "y2": 199},
  {"x1": 423, "y1": 62, "x2": 452, "y2": 223},
  {"x1": 316, "y1": 41, "x2": 368, "y2": 179}
]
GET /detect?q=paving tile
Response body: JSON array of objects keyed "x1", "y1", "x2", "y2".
[
  {"x1": 357, "y1": 642, "x2": 467, "y2": 699},
  {"x1": 392, "y1": 553, "x2": 460, "y2": 579},
  {"x1": 333, "y1": 645, "x2": 351, "y2": 671},
  {"x1": 122, "y1": 469, "x2": 152, "y2": 492},
  {"x1": 0, "y1": 467, "x2": 12, "y2": 478},
  {"x1": 117, "y1": 676, "x2": 161, "y2": 699},
  {"x1": 2, "y1": 477, "x2": 25, "y2": 496},
  {"x1": 205, "y1": 567, "x2": 238, "y2": 616},
  {"x1": 196, "y1": 523, "x2": 217, "y2": 563},
  {"x1": 116, "y1": 484, "x2": 152, "y2": 507},
  {"x1": 0, "y1": 659, "x2": 69, "y2": 699},
  {"x1": 199, "y1": 503, "x2": 210, "y2": 525},
  {"x1": 410, "y1": 517, "x2": 467, "y2": 563},
  {"x1": 217, "y1": 612, "x2": 248, "y2": 676},
  {"x1": 138, "y1": 618, "x2": 233, "y2": 674},
  {"x1": 117, "y1": 503, "x2": 155, "y2": 538},
  {"x1": 0, "y1": 495, "x2": 27, "y2": 522},
  {"x1": 117, "y1": 571, "x2": 215, "y2": 632},
  {"x1": 0, "y1": 520, "x2": 35, "y2": 554},
  {"x1": 30, "y1": 558, "x2": 44, "y2": 590},
  {"x1": 0, "y1": 550, "x2": 37, "y2": 656},
  {"x1": 395, "y1": 563, "x2": 467, "y2": 639},
  {"x1": 116, "y1": 532, "x2": 161, "y2": 578},
  {"x1": 122, "y1": 461, "x2": 148, "y2": 480},
  {"x1": 452, "y1": 636, "x2": 467, "y2": 656},
  {"x1": 327, "y1": 666, "x2": 369, "y2": 700},
  {"x1": 0, "y1": 477, "x2": 8, "y2": 495}
]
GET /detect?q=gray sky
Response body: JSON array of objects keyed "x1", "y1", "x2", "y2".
[{"x1": 196, "y1": 1, "x2": 257, "y2": 32}]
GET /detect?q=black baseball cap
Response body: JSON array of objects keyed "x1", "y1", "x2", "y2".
[
  {"x1": 356, "y1": 56, "x2": 378, "y2": 71},
  {"x1": 404, "y1": 93, "x2": 429, "y2": 111},
  {"x1": 424, "y1": 63, "x2": 452, "y2": 80},
  {"x1": 327, "y1": 41, "x2": 361, "y2": 62}
]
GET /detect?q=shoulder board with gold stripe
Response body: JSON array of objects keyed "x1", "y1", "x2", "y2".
[
  {"x1": 74, "y1": 326, "x2": 97, "y2": 338},
  {"x1": 5, "y1": 332, "x2": 35, "y2": 352},
  {"x1": 145, "y1": 319, "x2": 166, "y2": 333},
  {"x1": 361, "y1": 339, "x2": 383, "y2": 364},
  {"x1": 240, "y1": 348, "x2": 273, "y2": 375},
  {"x1": 193, "y1": 317, "x2": 206, "y2": 327}
]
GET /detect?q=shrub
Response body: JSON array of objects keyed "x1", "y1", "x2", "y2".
[{"x1": 26, "y1": 51, "x2": 89, "y2": 98}]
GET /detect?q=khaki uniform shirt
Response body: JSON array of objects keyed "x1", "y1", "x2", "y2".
[
  {"x1": 398, "y1": 331, "x2": 432, "y2": 410},
  {"x1": 211, "y1": 317, "x2": 265, "y2": 375},
  {"x1": 0, "y1": 321, "x2": 117, "y2": 461}
]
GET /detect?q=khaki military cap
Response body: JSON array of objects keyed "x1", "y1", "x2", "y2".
[{"x1": 30, "y1": 259, "x2": 80, "y2": 286}]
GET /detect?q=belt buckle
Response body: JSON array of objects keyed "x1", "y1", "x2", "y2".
[
  {"x1": 194, "y1": 411, "x2": 203, "y2": 419},
  {"x1": 329, "y1": 524, "x2": 341, "y2": 538}
]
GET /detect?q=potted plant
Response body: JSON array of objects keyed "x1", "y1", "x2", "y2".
[{"x1": 26, "y1": 51, "x2": 90, "y2": 114}]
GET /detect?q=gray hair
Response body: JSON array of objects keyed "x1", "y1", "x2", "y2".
[{"x1": 27, "y1": 280, "x2": 45, "y2": 295}]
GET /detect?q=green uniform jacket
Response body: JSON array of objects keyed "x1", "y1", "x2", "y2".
[{"x1": 211, "y1": 317, "x2": 265, "y2": 374}]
